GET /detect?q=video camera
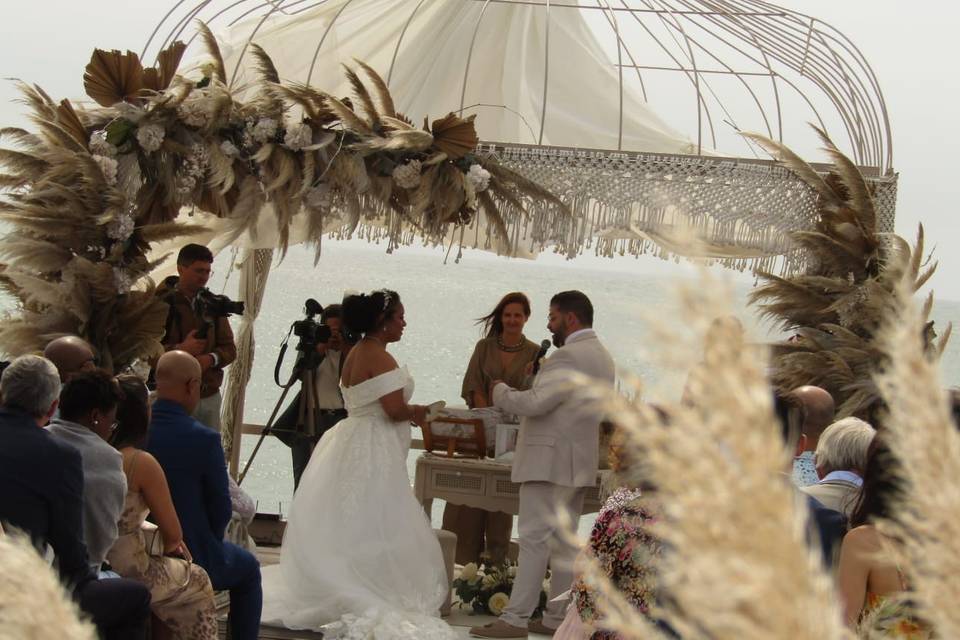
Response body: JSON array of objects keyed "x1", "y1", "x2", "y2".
[
  {"x1": 291, "y1": 298, "x2": 331, "y2": 354},
  {"x1": 193, "y1": 288, "x2": 245, "y2": 339}
]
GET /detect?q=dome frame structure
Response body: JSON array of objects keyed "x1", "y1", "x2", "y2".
[
  {"x1": 143, "y1": 0, "x2": 892, "y2": 172},
  {"x1": 141, "y1": 0, "x2": 898, "y2": 275}
]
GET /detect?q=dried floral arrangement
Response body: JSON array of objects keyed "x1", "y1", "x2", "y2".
[
  {"x1": 744, "y1": 128, "x2": 950, "y2": 418},
  {"x1": 0, "y1": 25, "x2": 564, "y2": 371}
]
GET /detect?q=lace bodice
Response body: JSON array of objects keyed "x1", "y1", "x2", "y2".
[{"x1": 340, "y1": 367, "x2": 413, "y2": 418}]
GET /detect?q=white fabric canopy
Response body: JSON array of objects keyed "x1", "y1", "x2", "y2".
[{"x1": 215, "y1": 0, "x2": 698, "y2": 155}]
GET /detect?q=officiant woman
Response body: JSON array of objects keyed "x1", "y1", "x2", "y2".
[{"x1": 443, "y1": 292, "x2": 540, "y2": 564}]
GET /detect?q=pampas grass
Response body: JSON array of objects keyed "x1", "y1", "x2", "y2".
[
  {"x1": 564, "y1": 270, "x2": 850, "y2": 640},
  {"x1": 872, "y1": 262, "x2": 960, "y2": 638},
  {"x1": 0, "y1": 532, "x2": 96, "y2": 640}
]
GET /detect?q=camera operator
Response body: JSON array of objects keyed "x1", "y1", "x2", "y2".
[
  {"x1": 157, "y1": 244, "x2": 237, "y2": 431},
  {"x1": 274, "y1": 304, "x2": 352, "y2": 489}
]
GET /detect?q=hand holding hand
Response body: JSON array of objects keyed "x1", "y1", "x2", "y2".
[{"x1": 178, "y1": 330, "x2": 206, "y2": 357}]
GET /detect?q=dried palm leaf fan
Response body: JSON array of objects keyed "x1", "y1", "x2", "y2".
[
  {"x1": 142, "y1": 0, "x2": 897, "y2": 272},
  {"x1": 745, "y1": 128, "x2": 949, "y2": 419}
]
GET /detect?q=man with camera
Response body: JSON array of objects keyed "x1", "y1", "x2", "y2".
[
  {"x1": 274, "y1": 303, "x2": 351, "y2": 489},
  {"x1": 158, "y1": 244, "x2": 238, "y2": 431}
]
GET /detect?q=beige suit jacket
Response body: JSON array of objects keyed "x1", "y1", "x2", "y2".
[{"x1": 492, "y1": 330, "x2": 616, "y2": 487}]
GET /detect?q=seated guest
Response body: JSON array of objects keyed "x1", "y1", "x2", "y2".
[
  {"x1": 776, "y1": 393, "x2": 847, "y2": 568},
  {"x1": 555, "y1": 423, "x2": 665, "y2": 640},
  {"x1": 801, "y1": 417, "x2": 875, "y2": 518},
  {"x1": 46, "y1": 370, "x2": 127, "y2": 574},
  {"x1": 786, "y1": 386, "x2": 836, "y2": 487},
  {"x1": 838, "y1": 436, "x2": 928, "y2": 634},
  {"x1": 108, "y1": 375, "x2": 218, "y2": 640},
  {"x1": 43, "y1": 335, "x2": 97, "y2": 382},
  {"x1": 147, "y1": 351, "x2": 261, "y2": 640},
  {"x1": 0, "y1": 355, "x2": 150, "y2": 639},
  {"x1": 444, "y1": 292, "x2": 540, "y2": 565}
]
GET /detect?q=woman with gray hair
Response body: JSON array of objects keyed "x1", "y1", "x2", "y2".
[{"x1": 801, "y1": 417, "x2": 876, "y2": 518}]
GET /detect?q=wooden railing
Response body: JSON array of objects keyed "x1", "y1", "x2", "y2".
[{"x1": 238, "y1": 423, "x2": 426, "y2": 450}]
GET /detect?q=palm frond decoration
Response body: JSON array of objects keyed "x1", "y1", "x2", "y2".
[
  {"x1": 0, "y1": 25, "x2": 565, "y2": 369},
  {"x1": 747, "y1": 127, "x2": 948, "y2": 419}
]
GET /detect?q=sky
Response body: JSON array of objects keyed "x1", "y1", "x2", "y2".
[{"x1": 1, "y1": 1, "x2": 959, "y2": 299}]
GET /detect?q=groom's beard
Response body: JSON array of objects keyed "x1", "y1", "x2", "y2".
[{"x1": 551, "y1": 321, "x2": 568, "y2": 348}]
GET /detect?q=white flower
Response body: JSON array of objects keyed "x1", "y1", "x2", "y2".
[
  {"x1": 304, "y1": 183, "x2": 332, "y2": 211},
  {"x1": 113, "y1": 267, "x2": 133, "y2": 294},
  {"x1": 392, "y1": 159, "x2": 422, "y2": 189},
  {"x1": 178, "y1": 93, "x2": 212, "y2": 128},
  {"x1": 220, "y1": 140, "x2": 239, "y2": 157},
  {"x1": 251, "y1": 117, "x2": 278, "y2": 144},
  {"x1": 481, "y1": 573, "x2": 498, "y2": 589},
  {"x1": 175, "y1": 144, "x2": 209, "y2": 197},
  {"x1": 88, "y1": 130, "x2": 116, "y2": 157},
  {"x1": 92, "y1": 154, "x2": 118, "y2": 186},
  {"x1": 136, "y1": 123, "x2": 165, "y2": 152},
  {"x1": 507, "y1": 566, "x2": 517, "y2": 578},
  {"x1": 487, "y1": 592, "x2": 510, "y2": 616},
  {"x1": 106, "y1": 212, "x2": 136, "y2": 242},
  {"x1": 467, "y1": 163, "x2": 491, "y2": 192},
  {"x1": 459, "y1": 562, "x2": 478, "y2": 582},
  {"x1": 283, "y1": 122, "x2": 313, "y2": 151}
]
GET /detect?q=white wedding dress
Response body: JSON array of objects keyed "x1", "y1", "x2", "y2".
[{"x1": 261, "y1": 367, "x2": 455, "y2": 639}]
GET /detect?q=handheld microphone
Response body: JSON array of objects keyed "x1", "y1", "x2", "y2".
[{"x1": 532, "y1": 339, "x2": 551, "y2": 375}]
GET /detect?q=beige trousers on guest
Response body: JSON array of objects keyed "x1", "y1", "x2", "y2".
[
  {"x1": 500, "y1": 482, "x2": 585, "y2": 629},
  {"x1": 193, "y1": 391, "x2": 222, "y2": 431}
]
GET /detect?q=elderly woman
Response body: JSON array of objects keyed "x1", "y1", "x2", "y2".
[
  {"x1": 801, "y1": 417, "x2": 875, "y2": 518},
  {"x1": 445, "y1": 292, "x2": 541, "y2": 565}
]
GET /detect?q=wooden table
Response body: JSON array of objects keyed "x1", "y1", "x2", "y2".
[{"x1": 413, "y1": 452, "x2": 608, "y2": 516}]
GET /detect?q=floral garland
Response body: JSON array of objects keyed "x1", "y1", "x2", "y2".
[
  {"x1": 453, "y1": 560, "x2": 549, "y2": 617},
  {"x1": 0, "y1": 25, "x2": 564, "y2": 371}
]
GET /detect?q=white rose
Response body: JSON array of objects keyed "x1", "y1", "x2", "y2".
[
  {"x1": 392, "y1": 159, "x2": 422, "y2": 189},
  {"x1": 459, "y1": 563, "x2": 478, "y2": 582},
  {"x1": 283, "y1": 122, "x2": 313, "y2": 151},
  {"x1": 92, "y1": 155, "x2": 118, "y2": 186},
  {"x1": 467, "y1": 163, "x2": 491, "y2": 192},
  {"x1": 251, "y1": 117, "x2": 278, "y2": 144},
  {"x1": 487, "y1": 592, "x2": 510, "y2": 616},
  {"x1": 136, "y1": 123, "x2": 165, "y2": 152}
]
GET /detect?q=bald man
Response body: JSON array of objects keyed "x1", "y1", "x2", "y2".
[
  {"x1": 787, "y1": 385, "x2": 836, "y2": 487},
  {"x1": 43, "y1": 336, "x2": 96, "y2": 382},
  {"x1": 147, "y1": 351, "x2": 262, "y2": 640}
]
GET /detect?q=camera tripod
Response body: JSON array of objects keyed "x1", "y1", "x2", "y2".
[{"x1": 238, "y1": 354, "x2": 320, "y2": 486}]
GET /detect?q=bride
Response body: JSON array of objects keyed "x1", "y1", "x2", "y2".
[{"x1": 261, "y1": 290, "x2": 454, "y2": 638}]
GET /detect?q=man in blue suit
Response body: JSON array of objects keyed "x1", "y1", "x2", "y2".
[{"x1": 147, "y1": 350, "x2": 262, "y2": 640}]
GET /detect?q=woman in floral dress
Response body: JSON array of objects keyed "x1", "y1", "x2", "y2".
[
  {"x1": 107, "y1": 375, "x2": 218, "y2": 640},
  {"x1": 555, "y1": 425, "x2": 663, "y2": 640}
]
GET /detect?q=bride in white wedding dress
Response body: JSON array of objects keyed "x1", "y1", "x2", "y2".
[{"x1": 261, "y1": 290, "x2": 455, "y2": 639}]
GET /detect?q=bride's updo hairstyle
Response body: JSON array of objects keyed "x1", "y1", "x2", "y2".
[{"x1": 343, "y1": 289, "x2": 401, "y2": 337}]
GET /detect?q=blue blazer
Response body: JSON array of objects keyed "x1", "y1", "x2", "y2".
[
  {"x1": 147, "y1": 399, "x2": 233, "y2": 583},
  {"x1": 0, "y1": 407, "x2": 96, "y2": 591}
]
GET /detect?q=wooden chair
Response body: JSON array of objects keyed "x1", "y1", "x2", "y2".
[{"x1": 421, "y1": 416, "x2": 487, "y2": 458}]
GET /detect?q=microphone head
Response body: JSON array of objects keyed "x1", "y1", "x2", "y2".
[{"x1": 539, "y1": 339, "x2": 551, "y2": 351}]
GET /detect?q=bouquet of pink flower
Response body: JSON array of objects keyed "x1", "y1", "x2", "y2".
[{"x1": 452, "y1": 559, "x2": 549, "y2": 616}]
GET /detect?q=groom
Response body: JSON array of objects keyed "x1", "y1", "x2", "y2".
[{"x1": 471, "y1": 291, "x2": 616, "y2": 638}]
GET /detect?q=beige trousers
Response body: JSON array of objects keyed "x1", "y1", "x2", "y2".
[{"x1": 500, "y1": 482, "x2": 585, "y2": 629}]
